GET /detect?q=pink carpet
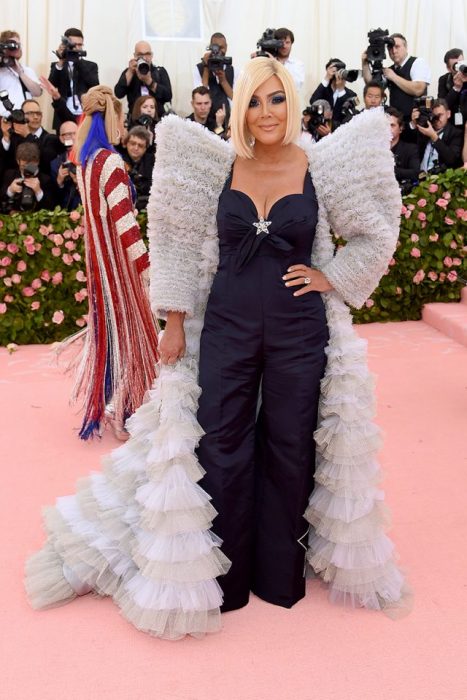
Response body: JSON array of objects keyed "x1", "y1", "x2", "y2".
[{"x1": 1, "y1": 320, "x2": 466, "y2": 700}]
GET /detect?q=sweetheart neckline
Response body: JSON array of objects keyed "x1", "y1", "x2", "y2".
[{"x1": 225, "y1": 170, "x2": 311, "y2": 221}]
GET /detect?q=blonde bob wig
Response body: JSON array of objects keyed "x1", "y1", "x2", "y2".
[{"x1": 230, "y1": 57, "x2": 301, "y2": 159}]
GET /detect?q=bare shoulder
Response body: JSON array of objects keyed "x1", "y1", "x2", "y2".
[{"x1": 287, "y1": 142, "x2": 309, "y2": 168}]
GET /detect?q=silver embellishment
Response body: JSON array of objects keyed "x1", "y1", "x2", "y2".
[
  {"x1": 303, "y1": 277, "x2": 311, "y2": 285},
  {"x1": 253, "y1": 217, "x2": 272, "y2": 236}
]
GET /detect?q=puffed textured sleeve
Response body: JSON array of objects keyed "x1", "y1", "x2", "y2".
[
  {"x1": 309, "y1": 109, "x2": 401, "y2": 309},
  {"x1": 147, "y1": 115, "x2": 234, "y2": 319}
]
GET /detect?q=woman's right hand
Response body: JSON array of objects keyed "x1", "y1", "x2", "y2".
[{"x1": 159, "y1": 312, "x2": 186, "y2": 365}]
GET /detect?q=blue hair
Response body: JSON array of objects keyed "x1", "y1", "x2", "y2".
[{"x1": 79, "y1": 112, "x2": 117, "y2": 165}]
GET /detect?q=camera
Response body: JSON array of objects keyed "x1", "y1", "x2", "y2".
[
  {"x1": 0, "y1": 90, "x2": 28, "y2": 126},
  {"x1": 336, "y1": 68, "x2": 361, "y2": 83},
  {"x1": 413, "y1": 96, "x2": 434, "y2": 127},
  {"x1": 256, "y1": 28, "x2": 284, "y2": 59},
  {"x1": 58, "y1": 35, "x2": 87, "y2": 61},
  {"x1": 340, "y1": 96, "x2": 361, "y2": 124},
  {"x1": 365, "y1": 28, "x2": 395, "y2": 86},
  {"x1": 206, "y1": 43, "x2": 232, "y2": 72},
  {"x1": 135, "y1": 114, "x2": 155, "y2": 129},
  {"x1": 136, "y1": 58, "x2": 150, "y2": 76},
  {"x1": 454, "y1": 61, "x2": 467, "y2": 75},
  {"x1": 0, "y1": 39, "x2": 20, "y2": 67},
  {"x1": 17, "y1": 163, "x2": 39, "y2": 211},
  {"x1": 303, "y1": 104, "x2": 331, "y2": 138},
  {"x1": 62, "y1": 161, "x2": 77, "y2": 176}
]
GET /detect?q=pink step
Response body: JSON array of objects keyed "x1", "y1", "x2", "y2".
[{"x1": 422, "y1": 297, "x2": 467, "y2": 347}]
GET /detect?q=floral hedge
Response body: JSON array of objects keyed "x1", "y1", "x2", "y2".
[{"x1": 0, "y1": 168, "x2": 466, "y2": 345}]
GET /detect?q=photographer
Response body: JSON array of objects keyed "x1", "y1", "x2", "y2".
[
  {"x1": 387, "y1": 107, "x2": 420, "y2": 183},
  {"x1": 363, "y1": 81, "x2": 386, "y2": 109},
  {"x1": 363, "y1": 33, "x2": 431, "y2": 123},
  {"x1": 194, "y1": 32, "x2": 234, "y2": 118},
  {"x1": 118, "y1": 126, "x2": 154, "y2": 211},
  {"x1": 48, "y1": 28, "x2": 99, "y2": 126},
  {"x1": 438, "y1": 49, "x2": 467, "y2": 127},
  {"x1": 0, "y1": 30, "x2": 42, "y2": 117},
  {"x1": 0, "y1": 98, "x2": 60, "y2": 175},
  {"x1": 50, "y1": 120, "x2": 81, "y2": 211},
  {"x1": 275, "y1": 28, "x2": 305, "y2": 91},
  {"x1": 411, "y1": 98, "x2": 463, "y2": 172},
  {"x1": 302, "y1": 99, "x2": 333, "y2": 142},
  {"x1": 128, "y1": 95, "x2": 158, "y2": 150},
  {"x1": 186, "y1": 86, "x2": 226, "y2": 135},
  {"x1": 114, "y1": 40, "x2": 172, "y2": 118},
  {"x1": 309, "y1": 58, "x2": 357, "y2": 128},
  {"x1": 1, "y1": 142, "x2": 56, "y2": 212}
]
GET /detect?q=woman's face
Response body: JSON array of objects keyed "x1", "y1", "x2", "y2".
[
  {"x1": 245, "y1": 75, "x2": 287, "y2": 146},
  {"x1": 140, "y1": 99, "x2": 156, "y2": 118}
]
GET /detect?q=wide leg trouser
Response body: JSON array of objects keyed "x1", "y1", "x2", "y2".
[{"x1": 197, "y1": 291, "x2": 328, "y2": 612}]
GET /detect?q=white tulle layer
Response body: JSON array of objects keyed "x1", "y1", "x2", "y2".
[{"x1": 25, "y1": 293, "x2": 411, "y2": 638}]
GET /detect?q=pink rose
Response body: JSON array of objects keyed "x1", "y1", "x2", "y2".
[
  {"x1": 25, "y1": 245, "x2": 35, "y2": 255},
  {"x1": 69, "y1": 210, "x2": 81, "y2": 222},
  {"x1": 442, "y1": 192, "x2": 451, "y2": 200},
  {"x1": 64, "y1": 240, "x2": 76, "y2": 251},
  {"x1": 429, "y1": 233, "x2": 439, "y2": 242},
  {"x1": 407, "y1": 204, "x2": 415, "y2": 211},
  {"x1": 450, "y1": 241, "x2": 457, "y2": 249},
  {"x1": 4, "y1": 294, "x2": 13, "y2": 302},
  {"x1": 365, "y1": 299, "x2": 375, "y2": 308},
  {"x1": 62, "y1": 253, "x2": 73, "y2": 265},
  {"x1": 52, "y1": 310, "x2": 65, "y2": 324},
  {"x1": 23, "y1": 235, "x2": 34, "y2": 246},
  {"x1": 71, "y1": 230, "x2": 80, "y2": 240},
  {"x1": 51, "y1": 247, "x2": 61, "y2": 257},
  {"x1": 52, "y1": 234, "x2": 64, "y2": 246},
  {"x1": 447, "y1": 271, "x2": 458, "y2": 282},
  {"x1": 18, "y1": 223, "x2": 28, "y2": 232},
  {"x1": 34, "y1": 242, "x2": 41, "y2": 252},
  {"x1": 75, "y1": 318, "x2": 87, "y2": 327},
  {"x1": 417, "y1": 198, "x2": 427, "y2": 207},
  {"x1": 389, "y1": 257, "x2": 396, "y2": 266},
  {"x1": 410, "y1": 248, "x2": 421, "y2": 258},
  {"x1": 427, "y1": 271, "x2": 438, "y2": 281},
  {"x1": 74, "y1": 289, "x2": 88, "y2": 303},
  {"x1": 0, "y1": 256, "x2": 11, "y2": 267},
  {"x1": 39, "y1": 224, "x2": 50, "y2": 236},
  {"x1": 75, "y1": 270, "x2": 87, "y2": 282},
  {"x1": 51, "y1": 272, "x2": 63, "y2": 285},
  {"x1": 0, "y1": 270, "x2": 6, "y2": 278},
  {"x1": 404, "y1": 210, "x2": 412, "y2": 219},
  {"x1": 22, "y1": 286, "x2": 35, "y2": 297},
  {"x1": 417, "y1": 212, "x2": 426, "y2": 221},
  {"x1": 3, "y1": 277, "x2": 12, "y2": 286},
  {"x1": 31, "y1": 301, "x2": 40, "y2": 310},
  {"x1": 455, "y1": 208, "x2": 465, "y2": 219},
  {"x1": 74, "y1": 226, "x2": 83, "y2": 237},
  {"x1": 0, "y1": 241, "x2": 5, "y2": 250},
  {"x1": 11, "y1": 274, "x2": 21, "y2": 284},
  {"x1": 444, "y1": 217, "x2": 454, "y2": 225},
  {"x1": 428, "y1": 183, "x2": 438, "y2": 193},
  {"x1": 0, "y1": 302, "x2": 7, "y2": 313},
  {"x1": 16, "y1": 260, "x2": 27, "y2": 272},
  {"x1": 410, "y1": 233, "x2": 419, "y2": 242},
  {"x1": 443, "y1": 256, "x2": 453, "y2": 267},
  {"x1": 40, "y1": 269, "x2": 51, "y2": 281},
  {"x1": 453, "y1": 258, "x2": 462, "y2": 266},
  {"x1": 63, "y1": 229, "x2": 72, "y2": 239},
  {"x1": 413, "y1": 269, "x2": 425, "y2": 284},
  {"x1": 439, "y1": 272, "x2": 446, "y2": 282},
  {"x1": 31, "y1": 278, "x2": 42, "y2": 290},
  {"x1": 435, "y1": 198, "x2": 449, "y2": 209},
  {"x1": 401, "y1": 204, "x2": 407, "y2": 215},
  {"x1": 396, "y1": 287, "x2": 402, "y2": 295},
  {"x1": 72, "y1": 252, "x2": 81, "y2": 261},
  {"x1": 7, "y1": 243, "x2": 19, "y2": 254}
]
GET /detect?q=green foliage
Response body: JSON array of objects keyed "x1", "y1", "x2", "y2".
[{"x1": 0, "y1": 167, "x2": 466, "y2": 345}]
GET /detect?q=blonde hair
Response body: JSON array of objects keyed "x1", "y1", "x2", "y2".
[
  {"x1": 230, "y1": 58, "x2": 301, "y2": 159},
  {"x1": 75, "y1": 85, "x2": 122, "y2": 163}
]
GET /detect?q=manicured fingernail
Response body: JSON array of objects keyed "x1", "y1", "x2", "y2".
[{"x1": 282, "y1": 275, "x2": 287, "y2": 280}]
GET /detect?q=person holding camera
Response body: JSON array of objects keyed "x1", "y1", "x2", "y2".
[
  {"x1": 302, "y1": 99, "x2": 333, "y2": 143},
  {"x1": 309, "y1": 58, "x2": 357, "y2": 128},
  {"x1": 1, "y1": 141, "x2": 56, "y2": 212},
  {"x1": 118, "y1": 125, "x2": 154, "y2": 211},
  {"x1": 48, "y1": 28, "x2": 99, "y2": 127},
  {"x1": 128, "y1": 95, "x2": 158, "y2": 151},
  {"x1": 114, "y1": 40, "x2": 172, "y2": 118},
  {"x1": 274, "y1": 27, "x2": 304, "y2": 92},
  {"x1": 187, "y1": 86, "x2": 226, "y2": 135},
  {"x1": 194, "y1": 32, "x2": 234, "y2": 118},
  {"x1": 386, "y1": 107, "x2": 420, "y2": 184},
  {"x1": 0, "y1": 30, "x2": 42, "y2": 117},
  {"x1": 411, "y1": 98, "x2": 463, "y2": 172},
  {"x1": 50, "y1": 120, "x2": 81, "y2": 210},
  {"x1": 438, "y1": 49, "x2": 467, "y2": 128}
]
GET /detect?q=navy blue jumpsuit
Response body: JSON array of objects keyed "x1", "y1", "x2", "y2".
[{"x1": 197, "y1": 169, "x2": 329, "y2": 612}]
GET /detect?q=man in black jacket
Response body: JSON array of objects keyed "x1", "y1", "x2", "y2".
[
  {"x1": 387, "y1": 107, "x2": 420, "y2": 183},
  {"x1": 411, "y1": 98, "x2": 463, "y2": 172},
  {"x1": 48, "y1": 28, "x2": 99, "y2": 127},
  {"x1": 438, "y1": 48, "x2": 467, "y2": 127},
  {"x1": 194, "y1": 32, "x2": 234, "y2": 119},
  {"x1": 1, "y1": 142, "x2": 56, "y2": 212},
  {"x1": 309, "y1": 58, "x2": 357, "y2": 128},
  {"x1": 114, "y1": 41, "x2": 172, "y2": 118}
]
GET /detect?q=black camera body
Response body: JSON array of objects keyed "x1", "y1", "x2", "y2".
[
  {"x1": 303, "y1": 104, "x2": 328, "y2": 136},
  {"x1": 0, "y1": 90, "x2": 28, "y2": 127},
  {"x1": 256, "y1": 29, "x2": 283, "y2": 58},
  {"x1": 62, "y1": 161, "x2": 77, "y2": 176},
  {"x1": 413, "y1": 96, "x2": 434, "y2": 127},
  {"x1": 340, "y1": 97, "x2": 361, "y2": 124},
  {"x1": 136, "y1": 58, "x2": 151, "y2": 76},
  {"x1": 366, "y1": 28, "x2": 395, "y2": 86},
  {"x1": 59, "y1": 35, "x2": 87, "y2": 61},
  {"x1": 0, "y1": 40, "x2": 20, "y2": 67},
  {"x1": 206, "y1": 43, "x2": 232, "y2": 72},
  {"x1": 17, "y1": 163, "x2": 39, "y2": 211},
  {"x1": 135, "y1": 114, "x2": 155, "y2": 129},
  {"x1": 454, "y1": 61, "x2": 467, "y2": 75}
]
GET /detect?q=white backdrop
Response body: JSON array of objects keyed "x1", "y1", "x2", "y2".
[{"x1": 1, "y1": 0, "x2": 466, "y2": 128}]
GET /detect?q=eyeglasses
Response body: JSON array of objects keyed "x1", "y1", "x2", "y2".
[
  {"x1": 135, "y1": 52, "x2": 152, "y2": 58},
  {"x1": 24, "y1": 111, "x2": 42, "y2": 117},
  {"x1": 60, "y1": 132, "x2": 75, "y2": 138}
]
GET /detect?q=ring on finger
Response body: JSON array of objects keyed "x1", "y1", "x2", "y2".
[{"x1": 303, "y1": 276, "x2": 311, "y2": 285}]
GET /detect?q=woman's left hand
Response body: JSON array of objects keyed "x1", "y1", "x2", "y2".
[{"x1": 283, "y1": 264, "x2": 333, "y2": 297}]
